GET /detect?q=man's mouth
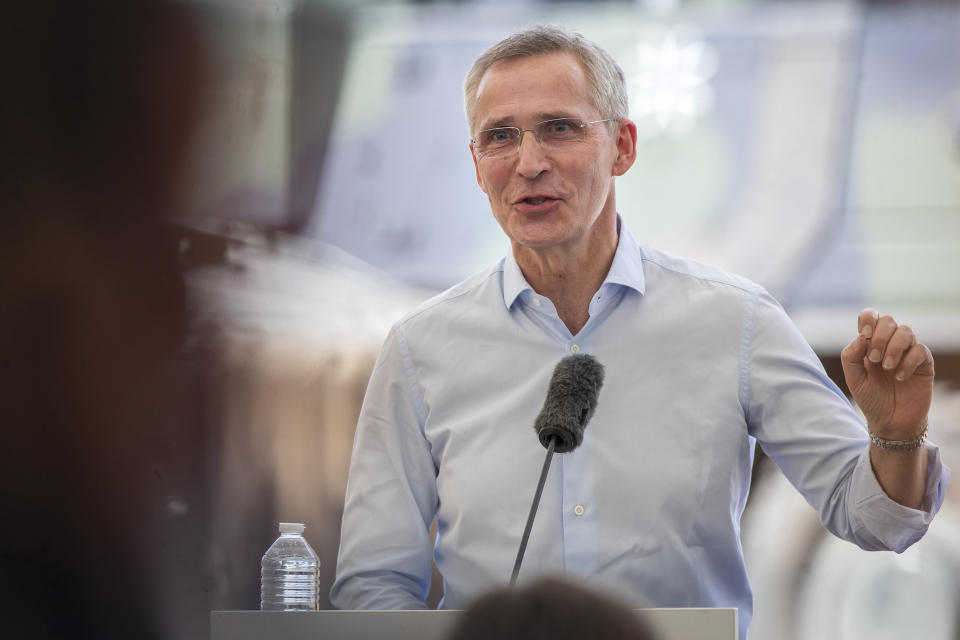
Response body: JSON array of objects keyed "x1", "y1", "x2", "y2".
[{"x1": 517, "y1": 195, "x2": 556, "y2": 205}]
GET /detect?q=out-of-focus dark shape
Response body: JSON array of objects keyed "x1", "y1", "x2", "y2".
[
  {"x1": 446, "y1": 577, "x2": 662, "y2": 640},
  {"x1": 0, "y1": 0, "x2": 210, "y2": 637}
]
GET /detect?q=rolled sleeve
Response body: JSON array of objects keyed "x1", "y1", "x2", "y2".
[{"x1": 848, "y1": 442, "x2": 951, "y2": 553}]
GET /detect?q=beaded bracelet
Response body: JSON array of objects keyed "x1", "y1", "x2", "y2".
[{"x1": 869, "y1": 427, "x2": 928, "y2": 452}]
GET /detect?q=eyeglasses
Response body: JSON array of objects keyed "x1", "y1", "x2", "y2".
[{"x1": 471, "y1": 117, "x2": 619, "y2": 159}]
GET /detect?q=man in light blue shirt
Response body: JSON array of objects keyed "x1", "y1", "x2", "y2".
[{"x1": 331, "y1": 25, "x2": 949, "y2": 638}]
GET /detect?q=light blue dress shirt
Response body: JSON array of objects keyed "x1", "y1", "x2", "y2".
[{"x1": 331, "y1": 221, "x2": 949, "y2": 639}]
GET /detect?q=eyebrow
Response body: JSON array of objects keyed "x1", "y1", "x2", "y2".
[{"x1": 478, "y1": 112, "x2": 580, "y2": 131}]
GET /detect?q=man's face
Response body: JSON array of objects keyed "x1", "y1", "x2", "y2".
[{"x1": 470, "y1": 52, "x2": 635, "y2": 253}]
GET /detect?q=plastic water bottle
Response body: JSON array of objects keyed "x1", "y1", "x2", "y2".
[{"x1": 260, "y1": 522, "x2": 319, "y2": 611}]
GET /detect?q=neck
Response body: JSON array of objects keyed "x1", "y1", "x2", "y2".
[{"x1": 513, "y1": 212, "x2": 618, "y2": 335}]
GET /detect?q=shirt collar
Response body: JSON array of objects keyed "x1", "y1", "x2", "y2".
[{"x1": 501, "y1": 214, "x2": 646, "y2": 310}]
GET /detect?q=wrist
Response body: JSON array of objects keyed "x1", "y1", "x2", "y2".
[{"x1": 868, "y1": 422, "x2": 928, "y2": 452}]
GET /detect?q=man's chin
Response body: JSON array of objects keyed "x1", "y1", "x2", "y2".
[{"x1": 509, "y1": 230, "x2": 571, "y2": 253}]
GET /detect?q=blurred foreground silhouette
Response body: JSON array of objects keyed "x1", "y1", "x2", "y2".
[
  {"x1": 446, "y1": 577, "x2": 662, "y2": 640},
  {"x1": 0, "y1": 1, "x2": 211, "y2": 637}
]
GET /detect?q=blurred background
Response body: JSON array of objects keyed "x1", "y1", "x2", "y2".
[{"x1": 2, "y1": 0, "x2": 958, "y2": 639}]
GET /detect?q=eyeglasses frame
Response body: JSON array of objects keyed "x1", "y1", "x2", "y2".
[{"x1": 471, "y1": 117, "x2": 621, "y2": 159}]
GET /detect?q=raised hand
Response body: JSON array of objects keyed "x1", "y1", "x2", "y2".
[{"x1": 840, "y1": 308, "x2": 934, "y2": 438}]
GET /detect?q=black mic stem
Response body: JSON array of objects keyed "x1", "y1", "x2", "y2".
[{"x1": 510, "y1": 436, "x2": 556, "y2": 586}]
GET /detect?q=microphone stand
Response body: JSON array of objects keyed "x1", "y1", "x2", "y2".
[{"x1": 510, "y1": 437, "x2": 556, "y2": 586}]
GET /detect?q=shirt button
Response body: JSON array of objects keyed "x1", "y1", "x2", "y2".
[
  {"x1": 573, "y1": 504, "x2": 585, "y2": 517},
  {"x1": 570, "y1": 344, "x2": 580, "y2": 354},
  {"x1": 532, "y1": 298, "x2": 541, "y2": 307}
]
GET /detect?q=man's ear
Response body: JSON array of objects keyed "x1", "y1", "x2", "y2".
[
  {"x1": 469, "y1": 143, "x2": 487, "y2": 193},
  {"x1": 611, "y1": 118, "x2": 638, "y2": 177}
]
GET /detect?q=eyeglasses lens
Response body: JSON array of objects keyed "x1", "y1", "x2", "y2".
[{"x1": 475, "y1": 118, "x2": 586, "y2": 158}]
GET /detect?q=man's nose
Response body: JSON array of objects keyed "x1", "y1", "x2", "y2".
[{"x1": 515, "y1": 130, "x2": 549, "y2": 179}]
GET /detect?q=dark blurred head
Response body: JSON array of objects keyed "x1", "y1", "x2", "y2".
[{"x1": 447, "y1": 578, "x2": 661, "y2": 640}]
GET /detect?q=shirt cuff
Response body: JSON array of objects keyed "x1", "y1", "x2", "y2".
[{"x1": 851, "y1": 441, "x2": 951, "y2": 553}]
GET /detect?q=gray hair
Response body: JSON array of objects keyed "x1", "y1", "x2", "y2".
[{"x1": 464, "y1": 24, "x2": 628, "y2": 135}]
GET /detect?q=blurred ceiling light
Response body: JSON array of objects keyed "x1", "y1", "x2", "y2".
[{"x1": 628, "y1": 28, "x2": 717, "y2": 138}]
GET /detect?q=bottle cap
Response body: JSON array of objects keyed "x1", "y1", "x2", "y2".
[{"x1": 279, "y1": 522, "x2": 305, "y2": 535}]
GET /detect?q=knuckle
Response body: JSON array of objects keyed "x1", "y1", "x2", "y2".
[
  {"x1": 899, "y1": 324, "x2": 914, "y2": 337},
  {"x1": 893, "y1": 329, "x2": 914, "y2": 346}
]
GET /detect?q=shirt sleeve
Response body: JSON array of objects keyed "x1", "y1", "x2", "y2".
[
  {"x1": 845, "y1": 442, "x2": 949, "y2": 552},
  {"x1": 330, "y1": 324, "x2": 438, "y2": 609},
  {"x1": 742, "y1": 289, "x2": 950, "y2": 552}
]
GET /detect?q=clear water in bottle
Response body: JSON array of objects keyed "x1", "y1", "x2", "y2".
[{"x1": 260, "y1": 522, "x2": 319, "y2": 611}]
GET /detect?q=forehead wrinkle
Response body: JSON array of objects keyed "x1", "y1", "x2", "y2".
[{"x1": 479, "y1": 111, "x2": 583, "y2": 132}]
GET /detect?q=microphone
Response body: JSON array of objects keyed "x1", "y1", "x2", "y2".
[
  {"x1": 533, "y1": 353, "x2": 605, "y2": 453},
  {"x1": 510, "y1": 354, "x2": 605, "y2": 585}
]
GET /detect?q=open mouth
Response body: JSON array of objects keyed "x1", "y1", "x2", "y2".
[{"x1": 519, "y1": 196, "x2": 555, "y2": 205}]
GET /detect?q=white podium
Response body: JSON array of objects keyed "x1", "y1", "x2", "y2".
[{"x1": 211, "y1": 608, "x2": 737, "y2": 640}]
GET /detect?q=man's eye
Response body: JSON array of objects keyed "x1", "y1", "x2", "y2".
[
  {"x1": 484, "y1": 129, "x2": 514, "y2": 144},
  {"x1": 545, "y1": 119, "x2": 577, "y2": 135}
]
